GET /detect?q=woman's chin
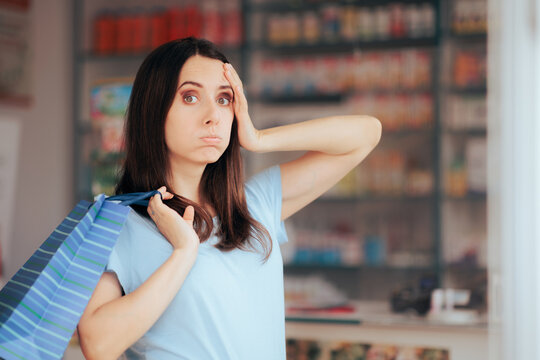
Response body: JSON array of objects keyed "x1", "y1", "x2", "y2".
[
  {"x1": 200, "y1": 153, "x2": 225, "y2": 165},
  {"x1": 193, "y1": 148, "x2": 225, "y2": 164}
]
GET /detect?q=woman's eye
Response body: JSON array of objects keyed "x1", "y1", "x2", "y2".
[
  {"x1": 184, "y1": 95, "x2": 198, "y2": 104},
  {"x1": 217, "y1": 97, "x2": 231, "y2": 106}
]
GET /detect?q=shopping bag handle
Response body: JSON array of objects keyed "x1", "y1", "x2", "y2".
[{"x1": 106, "y1": 190, "x2": 162, "y2": 207}]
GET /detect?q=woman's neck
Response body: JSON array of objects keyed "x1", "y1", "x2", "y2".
[
  {"x1": 168, "y1": 165, "x2": 203, "y2": 202},
  {"x1": 168, "y1": 160, "x2": 215, "y2": 216}
]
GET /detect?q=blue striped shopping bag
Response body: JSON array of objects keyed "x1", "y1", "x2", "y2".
[{"x1": 0, "y1": 191, "x2": 159, "y2": 360}]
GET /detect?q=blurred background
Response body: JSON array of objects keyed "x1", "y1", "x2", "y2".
[{"x1": 0, "y1": 0, "x2": 537, "y2": 359}]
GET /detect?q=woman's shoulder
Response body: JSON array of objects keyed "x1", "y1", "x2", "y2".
[
  {"x1": 125, "y1": 207, "x2": 155, "y2": 230},
  {"x1": 244, "y1": 165, "x2": 282, "y2": 214},
  {"x1": 245, "y1": 165, "x2": 281, "y2": 193},
  {"x1": 118, "y1": 208, "x2": 166, "y2": 246},
  {"x1": 244, "y1": 164, "x2": 289, "y2": 245}
]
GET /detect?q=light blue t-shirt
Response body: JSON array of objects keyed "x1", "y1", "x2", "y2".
[{"x1": 105, "y1": 165, "x2": 288, "y2": 360}]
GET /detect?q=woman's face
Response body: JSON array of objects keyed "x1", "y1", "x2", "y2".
[{"x1": 165, "y1": 55, "x2": 234, "y2": 167}]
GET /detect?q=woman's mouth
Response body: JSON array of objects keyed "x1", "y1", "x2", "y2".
[{"x1": 201, "y1": 136, "x2": 221, "y2": 144}]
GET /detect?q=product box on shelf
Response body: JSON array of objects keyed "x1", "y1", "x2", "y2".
[
  {"x1": 286, "y1": 338, "x2": 449, "y2": 360},
  {"x1": 445, "y1": 137, "x2": 486, "y2": 197},
  {"x1": 90, "y1": 151, "x2": 124, "y2": 196},
  {"x1": 90, "y1": 78, "x2": 132, "y2": 125},
  {"x1": 90, "y1": 78, "x2": 132, "y2": 154},
  {"x1": 263, "y1": 2, "x2": 436, "y2": 46},
  {"x1": 92, "y1": 1, "x2": 243, "y2": 55},
  {"x1": 88, "y1": 78, "x2": 132, "y2": 196},
  {"x1": 452, "y1": 0, "x2": 487, "y2": 35},
  {"x1": 251, "y1": 49, "x2": 433, "y2": 100},
  {"x1": 447, "y1": 95, "x2": 486, "y2": 130},
  {"x1": 453, "y1": 49, "x2": 486, "y2": 88},
  {"x1": 465, "y1": 137, "x2": 486, "y2": 194}
]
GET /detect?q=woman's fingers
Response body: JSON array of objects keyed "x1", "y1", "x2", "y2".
[
  {"x1": 145, "y1": 188, "x2": 200, "y2": 251},
  {"x1": 224, "y1": 63, "x2": 245, "y2": 101},
  {"x1": 225, "y1": 63, "x2": 241, "y2": 87},
  {"x1": 147, "y1": 190, "x2": 160, "y2": 219},
  {"x1": 155, "y1": 186, "x2": 175, "y2": 201},
  {"x1": 148, "y1": 186, "x2": 170, "y2": 218},
  {"x1": 147, "y1": 186, "x2": 195, "y2": 229},
  {"x1": 163, "y1": 191, "x2": 174, "y2": 200},
  {"x1": 183, "y1": 205, "x2": 195, "y2": 227}
]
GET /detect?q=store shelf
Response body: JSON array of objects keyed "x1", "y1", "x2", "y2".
[
  {"x1": 285, "y1": 300, "x2": 487, "y2": 328},
  {"x1": 285, "y1": 263, "x2": 360, "y2": 270},
  {"x1": 444, "y1": 128, "x2": 486, "y2": 136},
  {"x1": 79, "y1": 46, "x2": 243, "y2": 63},
  {"x1": 443, "y1": 193, "x2": 487, "y2": 202},
  {"x1": 285, "y1": 263, "x2": 435, "y2": 271},
  {"x1": 73, "y1": 0, "x2": 487, "y2": 307},
  {"x1": 285, "y1": 315, "x2": 361, "y2": 325},
  {"x1": 316, "y1": 194, "x2": 434, "y2": 204},
  {"x1": 445, "y1": 264, "x2": 487, "y2": 272},
  {"x1": 252, "y1": 37, "x2": 438, "y2": 54},
  {"x1": 251, "y1": 93, "x2": 344, "y2": 104},
  {"x1": 248, "y1": 0, "x2": 437, "y2": 12},
  {"x1": 351, "y1": 88, "x2": 435, "y2": 96},
  {"x1": 251, "y1": 88, "x2": 435, "y2": 104},
  {"x1": 78, "y1": 52, "x2": 147, "y2": 63},
  {"x1": 450, "y1": 32, "x2": 487, "y2": 42},
  {"x1": 449, "y1": 86, "x2": 487, "y2": 96},
  {"x1": 384, "y1": 128, "x2": 435, "y2": 136}
]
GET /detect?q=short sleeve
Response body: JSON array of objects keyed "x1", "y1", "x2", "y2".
[
  {"x1": 245, "y1": 165, "x2": 288, "y2": 245},
  {"x1": 105, "y1": 217, "x2": 133, "y2": 294}
]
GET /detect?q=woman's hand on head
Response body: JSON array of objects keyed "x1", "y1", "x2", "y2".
[
  {"x1": 147, "y1": 186, "x2": 199, "y2": 253},
  {"x1": 223, "y1": 63, "x2": 263, "y2": 152}
]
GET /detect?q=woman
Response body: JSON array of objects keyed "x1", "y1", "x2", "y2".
[{"x1": 77, "y1": 37, "x2": 381, "y2": 359}]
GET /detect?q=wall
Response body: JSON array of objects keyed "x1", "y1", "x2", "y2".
[
  {"x1": 487, "y1": 0, "x2": 540, "y2": 358},
  {"x1": 0, "y1": 0, "x2": 72, "y2": 279}
]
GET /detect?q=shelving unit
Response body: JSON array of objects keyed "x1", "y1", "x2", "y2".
[
  {"x1": 73, "y1": 0, "x2": 245, "y2": 200},
  {"x1": 245, "y1": 0, "x2": 445, "y2": 304},
  {"x1": 439, "y1": 0, "x2": 487, "y2": 297},
  {"x1": 72, "y1": 0, "x2": 487, "y2": 309}
]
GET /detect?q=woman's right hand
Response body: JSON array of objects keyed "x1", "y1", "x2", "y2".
[{"x1": 147, "y1": 186, "x2": 200, "y2": 253}]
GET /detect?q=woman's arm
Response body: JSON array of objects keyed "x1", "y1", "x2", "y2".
[
  {"x1": 78, "y1": 249, "x2": 197, "y2": 360},
  {"x1": 224, "y1": 63, "x2": 382, "y2": 221},
  {"x1": 257, "y1": 115, "x2": 381, "y2": 220},
  {"x1": 78, "y1": 189, "x2": 199, "y2": 359},
  {"x1": 254, "y1": 115, "x2": 381, "y2": 155}
]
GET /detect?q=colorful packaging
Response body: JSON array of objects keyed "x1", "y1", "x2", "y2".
[
  {"x1": 202, "y1": 0, "x2": 222, "y2": 45},
  {"x1": 93, "y1": 11, "x2": 116, "y2": 55},
  {"x1": 150, "y1": 8, "x2": 168, "y2": 49},
  {"x1": 302, "y1": 11, "x2": 320, "y2": 43},
  {"x1": 90, "y1": 79, "x2": 133, "y2": 125},
  {"x1": 223, "y1": 0, "x2": 242, "y2": 46},
  {"x1": 101, "y1": 119, "x2": 125, "y2": 153}
]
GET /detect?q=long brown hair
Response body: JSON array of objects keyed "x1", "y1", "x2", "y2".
[{"x1": 115, "y1": 37, "x2": 272, "y2": 262}]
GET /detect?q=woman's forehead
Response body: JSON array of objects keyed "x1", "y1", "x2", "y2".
[{"x1": 178, "y1": 55, "x2": 227, "y2": 85}]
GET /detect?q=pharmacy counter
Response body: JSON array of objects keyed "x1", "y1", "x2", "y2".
[{"x1": 285, "y1": 301, "x2": 488, "y2": 360}]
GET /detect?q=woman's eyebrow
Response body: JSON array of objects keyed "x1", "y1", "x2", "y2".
[{"x1": 178, "y1": 81, "x2": 232, "y2": 91}]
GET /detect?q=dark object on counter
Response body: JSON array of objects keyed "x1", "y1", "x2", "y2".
[
  {"x1": 390, "y1": 276, "x2": 436, "y2": 316},
  {"x1": 287, "y1": 339, "x2": 321, "y2": 360},
  {"x1": 390, "y1": 287, "x2": 431, "y2": 315}
]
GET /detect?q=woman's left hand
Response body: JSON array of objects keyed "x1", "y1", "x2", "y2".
[{"x1": 223, "y1": 63, "x2": 262, "y2": 152}]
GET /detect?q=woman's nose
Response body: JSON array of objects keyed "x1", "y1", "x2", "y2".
[{"x1": 204, "y1": 102, "x2": 221, "y2": 125}]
